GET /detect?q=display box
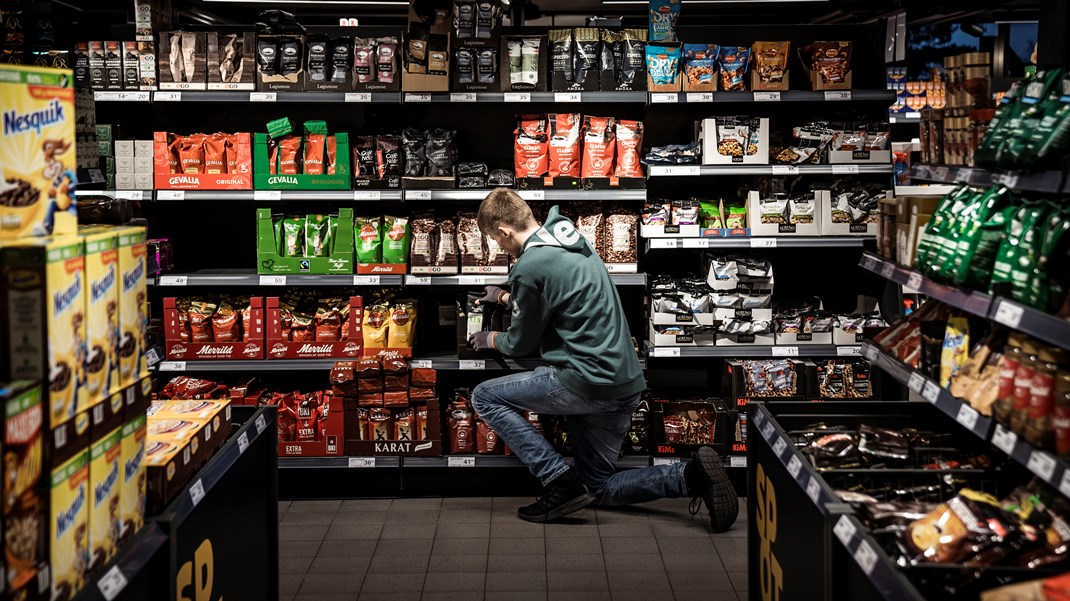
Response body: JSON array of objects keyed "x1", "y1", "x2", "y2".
[
  {"x1": 357, "y1": 262, "x2": 408, "y2": 275},
  {"x1": 650, "y1": 398, "x2": 729, "y2": 457},
  {"x1": 119, "y1": 412, "x2": 147, "y2": 542},
  {"x1": 819, "y1": 189, "x2": 884, "y2": 236},
  {"x1": 648, "y1": 322, "x2": 715, "y2": 347},
  {"x1": 157, "y1": 31, "x2": 207, "y2": 90},
  {"x1": 255, "y1": 34, "x2": 306, "y2": 91},
  {"x1": 700, "y1": 117, "x2": 770, "y2": 164},
  {"x1": 832, "y1": 323, "x2": 866, "y2": 346},
  {"x1": 207, "y1": 32, "x2": 256, "y2": 91},
  {"x1": 828, "y1": 147, "x2": 891, "y2": 164},
  {"x1": 116, "y1": 226, "x2": 149, "y2": 382},
  {"x1": 137, "y1": 41, "x2": 157, "y2": 90},
  {"x1": 256, "y1": 207, "x2": 354, "y2": 275},
  {"x1": 650, "y1": 311, "x2": 717, "y2": 327},
  {"x1": 746, "y1": 191, "x2": 822, "y2": 236},
  {"x1": 402, "y1": 6, "x2": 450, "y2": 92},
  {"x1": 774, "y1": 331, "x2": 833, "y2": 345},
  {"x1": 153, "y1": 131, "x2": 253, "y2": 190},
  {"x1": 252, "y1": 133, "x2": 351, "y2": 189},
  {"x1": 810, "y1": 359, "x2": 881, "y2": 401},
  {"x1": 304, "y1": 36, "x2": 351, "y2": 92},
  {"x1": 645, "y1": 42, "x2": 682, "y2": 92},
  {"x1": 713, "y1": 308, "x2": 773, "y2": 322},
  {"x1": 74, "y1": 41, "x2": 90, "y2": 87},
  {"x1": 88, "y1": 425, "x2": 121, "y2": 576},
  {"x1": 805, "y1": 68, "x2": 852, "y2": 91},
  {"x1": 721, "y1": 358, "x2": 815, "y2": 401},
  {"x1": 1, "y1": 381, "x2": 47, "y2": 601},
  {"x1": 715, "y1": 331, "x2": 775, "y2": 346},
  {"x1": 145, "y1": 401, "x2": 230, "y2": 512},
  {"x1": 162, "y1": 296, "x2": 265, "y2": 360},
  {"x1": 452, "y1": 37, "x2": 500, "y2": 93},
  {"x1": 267, "y1": 296, "x2": 364, "y2": 359},
  {"x1": 727, "y1": 409, "x2": 747, "y2": 455},
  {"x1": 278, "y1": 391, "x2": 345, "y2": 457},
  {"x1": 50, "y1": 444, "x2": 90, "y2": 600},
  {"x1": 105, "y1": 41, "x2": 123, "y2": 89},
  {"x1": 344, "y1": 401, "x2": 442, "y2": 456},
  {"x1": 89, "y1": 41, "x2": 106, "y2": 88},
  {"x1": 351, "y1": 29, "x2": 404, "y2": 92},
  {"x1": 502, "y1": 35, "x2": 548, "y2": 92},
  {"x1": 402, "y1": 176, "x2": 456, "y2": 190},
  {"x1": 80, "y1": 227, "x2": 121, "y2": 407}
]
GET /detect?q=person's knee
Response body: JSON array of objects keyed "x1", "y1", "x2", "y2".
[{"x1": 470, "y1": 382, "x2": 495, "y2": 415}]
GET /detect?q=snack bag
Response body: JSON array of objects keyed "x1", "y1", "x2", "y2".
[
  {"x1": 645, "y1": 43, "x2": 679, "y2": 86},
  {"x1": 940, "y1": 316, "x2": 969, "y2": 387},
  {"x1": 682, "y1": 44, "x2": 717, "y2": 88},
  {"x1": 648, "y1": 0, "x2": 680, "y2": 42},
  {"x1": 717, "y1": 46, "x2": 750, "y2": 91},
  {"x1": 753, "y1": 41, "x2": 790, "y2": 84}
]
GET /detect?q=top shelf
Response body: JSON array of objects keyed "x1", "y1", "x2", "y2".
[{"x1": 911, "y1": 164, "x2": 1070, "y2": 195}]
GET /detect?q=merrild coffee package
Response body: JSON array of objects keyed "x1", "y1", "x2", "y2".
[
  {"x1": 120, "y1": 413, "x2": 147, "y2": 542},
  {"x1": 0, "y1": 64, "x2": 78, "y2": 239},
  {"x1": 51, "y1": 446, "x2": 90, "y2": 601},
  {"x1": 88, "y1": 426, "x2": 121, "y2": 575},
  {"x1": 116, "y1": 227, "x2": 148, "y2": 385},
  {"x1": 2, "y1": 382, "x2": 47, "y2": 601},
  {"x1": 80, "y1": 227, "x2": 120, "y2": 409},
  {"x1": 158, "y1": 31, "x2": 207, "y2": 90},
  {"x1": 207, "y1": 32, "x2": 256, "y2": 90}
]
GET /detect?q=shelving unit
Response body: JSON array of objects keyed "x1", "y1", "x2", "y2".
[
  {"x1": 647, "y1": 344, "x2": 862, "y2": 358},
  {"x1": 156, "y1": 355, "x2": 648, "y2": 372},
  {"x1": 150, "y1": 270, "x2": 645, "y2": 287},
  {"x1": 910, "y1": 163, "x2": 1070, "y2": 194},
  {"x1": 646, "y1": 236, "x2": 871, "y2": 250},
  {"x1": 647, "y1": 164, "x2": 892, "y2": 177}
]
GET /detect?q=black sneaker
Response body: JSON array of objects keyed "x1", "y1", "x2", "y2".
[
  {"x1": 517, "y1": 468, "x2": 595, "y2": 523},
  {"x1": 684, "y1": 446, "x2": 739, "y2": 533}
]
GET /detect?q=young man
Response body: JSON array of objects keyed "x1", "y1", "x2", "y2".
[{"x1": 469, "y1": 188, "x2": 738, "y2": 530}]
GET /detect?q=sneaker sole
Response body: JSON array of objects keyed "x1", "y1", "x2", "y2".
[
  {"x1": 516, "y1": 493, "x2": 596, "y2": 523},
  {"x1": 695, "y1": 447, "x2": 739, "y2": 533}
]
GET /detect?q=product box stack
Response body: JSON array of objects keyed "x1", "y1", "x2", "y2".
[
  {"x1": 445, "y1": 390, "x2": 512, "y2": 456},
  {"x1": 162, "y1": 295, "x2": 266, "y2": 361},
  {"x1": 103, "y1": 134, "x2": 156, "y2": 190},
  {"x1": 256, "y1": 208, "x2": 354, "y2": 275}
]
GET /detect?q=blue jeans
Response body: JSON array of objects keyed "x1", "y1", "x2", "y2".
[{"x1": 471, "y1": 366, "x2": 689, "y2": 506}]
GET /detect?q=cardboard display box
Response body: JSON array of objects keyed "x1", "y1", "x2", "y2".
[
  {"x1": 650, "y1": 310, "x2": 717, "y2": 327},
  {"x1": 819, "y1": 189, "x2": 885, "y2": 236},
  {"x1": 162, "y1": 296, "x2": 265, "y2": 360},
  {"x1": 153, "y1": 131, "x2": 253, "y2": 190},
  {"x1": 208, "y1": 32, "x2": 256, "y2": 90},
  {"x1": 651, "y1": 398, "x2": 729, "y2": 457},
  {"x1": 119, "y1": 412, "x2": 147, "y2": 543},
  {"x1": 345, "y1": 400, "x2": 442, "y2": 456},
  {"x1": 257, "y1": 207, "x2": 354, "y2": 275},
  {"x1": 116, "y1": 227, "x2": 150, "y2": 383},
  {"x1": 402, "y1": 5, "x2": 450, "y2": 92},
  {"x1": 452, "y1": 38, "x2": 500, "y2": 92},
  {"x1": 721, "y1": 358, "x2": 816, "y2": 402},
  {"x1": 750, "y1": 69, "x2": 789, "y2": 91},
  {"x1": 266, "y1": 296, "x2": 363, "y2": 359},
  {"x1": 700, "y1": 117, "x2": 770, "y2": 165},
  {"x1": 715, "y1": 331, "x2": 775, "y2": 346},
  {"x1": 648, "y1": 322, "x2": 715, "y2": 347},
  {"x1": 278, "y1": 391, "x2": 345, "y2": 457},
  {"x1": 774, "y1": 331, "x2": 833, "y2": 345},
  {"x1": 746, "y1": 191, "x2": 822, "y2": 236},
  {"x1": 352, "y1": 29, "x2": 404, "y2": 92},
  {"x1": 252, "y1": 133, "x2": 351, "y2": 190},
  {"x1": 87, "y1": 425, "x2": 122, "y2": 576},
  {"x1": 145, "y1": 398, "x2": 231, "y2": 512},
  {"x1": 502, "y1": 35, "x2": 548, "y2": 92},
  {"x1": 80, "y1": 227, "x2": 121, "y2": 409},
  {"x1": 828, "y1": 147, "x2": 892, "y2": 165}
]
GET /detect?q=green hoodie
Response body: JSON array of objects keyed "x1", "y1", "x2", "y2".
[{"x1": 492, "y1": 206, "x2": 646, "y2": 400}]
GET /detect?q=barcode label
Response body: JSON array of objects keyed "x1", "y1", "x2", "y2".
[
  {"x1": 786, "y1": 455, "x2": 802, "y2": 477},
  {"x1": 834, "y1": 515, "x2": 857, "y2": 545},
  {"x1": 555, "y1": 92, "x2": 582, "y2": 102},
  {"x1": 992, "y1": 424, "x2": 1017, "y2": 454},
  {"x1": 853, "y1": 540, "x2": 878, "y2": 575},
  {"x1": 772, "y1": 438, "x2": 787, "y2": 456},
  {"x1": 993, "y1": 301, "x2": 1024, "y2": 328},
  {"x1": 237, "y1": 432, "x2": 249, "y2": 454},
  {"x1": 1027, "y1": 450, "x2": 1057, "y2": 482},
  {"x1": 729, "y1": 456, "x2": 746, "y2": 468},
  {"x1": 880, "y1": 263, "x2": 895, "y2": 279},
  {"x1": 956, "y1": 404, "x2": 980, "y2": 430},
  {"x1": 806, "y1": 477, "x2": 821, "y2": 503},
  {"x1": 921, "y1": 381, "x2": 940, "y2": 403},
  {"x1": 189, "y1": 479, "x2": 206, "y2": 506},
  {"x1": 761, "y1": 422, "x2": 775, "y2": 441},
  {"x1": 255, "y1": 414, "x2": 267, "y2": 435},
  {"x1": 906, "y1": 272, "x2": 923, "y2": 290},
  {"x1": 97, "y1": 566, "x2": 129, "y2": 600},
  {"x1": 907, "y1": 372, "x2": 925, "y2": 394}
]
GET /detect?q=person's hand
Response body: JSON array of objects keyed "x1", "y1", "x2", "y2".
[
  {"x1": 468, "y1": 331, "x2": 498, "y2": 351},
  {"x1": 476, "y1": 285, "x2": 510, "y2": 305}
]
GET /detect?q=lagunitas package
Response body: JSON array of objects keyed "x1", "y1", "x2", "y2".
[
  {"x1": 119, "y1": 413, "x2": 146, "y2": 542},
  {"x1": 116, "y1": 227, "x2": 148, "y2": 384},
  {"x1": 50, "y1": 445, "x2": 90, "y2": 601},
  {"x1": 0, "y1": 64, "x2": 78, "y2": 240},
  {"x1": 80, "y1": 227, "x2": 120, "y2": 410},
  {"x1": 1, "y1": 381, "x2": 47, "y2": 601},
  {"x1": 87, "y1": 426, "x2": 121, "y2": 576}
]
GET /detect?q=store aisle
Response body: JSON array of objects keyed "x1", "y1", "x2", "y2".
[{"x1": 279, "y1": 496, "x2": 748, "y2": 601}]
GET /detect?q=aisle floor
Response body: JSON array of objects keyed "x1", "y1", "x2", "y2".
[{"x1": 279, "y1": 496, "x2": 748, "y2": 601}]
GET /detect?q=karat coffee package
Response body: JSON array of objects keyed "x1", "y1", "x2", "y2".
[
  {"x1": 207, "y1": 32, "x2": 256, "y2": 90},
  {"x1": 158, "y1": 31, "x2": 207, "y2": 90}
]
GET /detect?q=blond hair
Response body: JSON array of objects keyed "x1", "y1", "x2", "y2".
[{"x1": 477, "y1": 187, "x2": 537, "y2": 235}]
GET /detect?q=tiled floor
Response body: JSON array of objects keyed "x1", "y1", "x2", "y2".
[{"x1": 279, "y1": 497, "x2": 748, "y2": 601}]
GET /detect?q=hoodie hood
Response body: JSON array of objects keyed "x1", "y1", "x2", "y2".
[{"x1": 521, "y1": 205, "x2": 591, "y2": 255}]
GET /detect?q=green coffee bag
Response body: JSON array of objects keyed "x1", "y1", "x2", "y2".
[
  {"x1": 946, "y1": 186, "x2": 1012, "y2": 285},
  {"x1": 355, "y1": 216, "x2": 382, "y2": 263},
  {"x1": 1024, "y1": 206, "x2": 1070, "y2": 311},
  {"x1": 990, "y1": 202, "x2": 1050, "y2": 299}
]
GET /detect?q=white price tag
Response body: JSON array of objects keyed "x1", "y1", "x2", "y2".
[
  {"x1": 259, "y1": 275, "x2": 287, "y2": 286},
  {"x1": 906, "y1": 272, "x2": 923, "y2": 291},
  {"x1": 158, "y1": 361, "x2": 185, "y2": 372},
  {"x1": 992, "y1": 425, "x2": 1018, "y2": 455},
  {"x1": 249, "y1": 92, "x2": 277, "y2": 102},
  {"x1": 89, "y1": 169, "x2": 106, "y2": 183},
  {"x1": 656, "y1": 165, "x2": 700, "y2": 176},
  {"x1": 761, "y1": 422, "x2": 776, "y2": 441},
  {"x1": 805, "y1": 476, "x2": 821, "y2": 504},
  {"x1": 353, "y1": 190, "x2": 381, "y2": 200},
  {"x1": 729, "y1": 456, "x2": 747, "y2": 468},
  {"x1": 880, "y1": 263, "x2": 895, "y2": 279},
  {"x1": 459, "y1": 360, "x2": 486, "y2": 370},
  {"x1": 753, "y1": 411, "x2": 765, "y2": 427},
  {"x1": 1027, "y1": 451, "x2": 1058, "y2": 482},
  {"x1": 753, "y1": 91, "x2": 781, "y2": 102},
  {"x1": 406, "y1": 276, "x2": 432, "y2": 286},
  {"x1": 955, "y1": 168, "x2": 971, "y2": 182},
  {"x1": 353, "y1": 275, "x2": 381, "y2": 285},
  {"x1": 921, "y1": 381, "x2": 940, "y2": 403},
  {"x1": 345, "y1": 92, "x2": 372, "y2": 103},
  {"x1": 772, "y1": 437, "x2": 787, "y2": 457},
  {"x1": 145, "y1": 348, "x2": 161, "y2": 367},
  {"x1": 650, "y1": 93, "x2": 679, "y2": 103},
  {"x1": 95, "y1": 91, "x2": 150, "y2": 101},
  {"x1": 772, "y1": 347, "x2": 799, "y2": 357},
  {"x1": 993, "y1": 301, "x2": 1025, "y2": 329},
  {"x1": 907, "y1": 372, "x2": 925, "y2": 394},
  {"x1": 115, "y1": 190, "x2": 143, "y2": 201},
  {"x1": 652, "y1": 347, "x2": 682, "y2": 358},
  {"x1": 158, "y1": 275, "x2": 187, "y2": 286},
  {"x1": 237, "y1": 432, "x2": 249, "y2": 454},
  {"x1": 157, "y1": 190, "x2": 185, "y2": 200},
  {"x1": 97, "y1": 566, "x2": 129, "y2": 600},
  {"x1": 750, "y1": 238, "x2": 778, "y2": 248},
  {"x1": 1060, "y1": 470, "x2": 1070, "y2": 498},
  {"x1": 518, "y1": 190, "x2": 545, "y2": 201},
  {"x1": 651, "y1": 239, "x2": 682, "y2": 250},
  {"x1": 462, "y1": 276, "x2": 486, "y2": 285},
  {"x1": 686, "y1": 92, "x2": 713, "y2": 102},
  {"x1": 834, "y1": 515, "x2": 858, "y2": 545},
  {"x1": 405, "y1": 93, "x2": 432, "y2": 103},
  {"x1": 154, "y1": 91, "x2": 182, "y2": 101},
  {"x1": 348, "y1": 457, "x2": 376, "y2": 468},
  {"x1": 408, "y1": 190, "x2": 432, "y2": 200},
  {"x1": 956, "y1": 404, "x2": 980, "y2": 430},
  {"x1": 189, "y1": 479, "x2": 205, "y2": 506},
  {"x1": 450, "y1": 92, "x2": 477, "y2": 103},
  {"x1": 254, "y1": 190, "x2": 282, "y2": 201},
  {"x1": 836, "y1": 346, "x2": 861, "y2": 357},
  {"x1": 683, "y1": 238, "x2": 710, "y2": 249},
  {"x1": 555, "y1": 92, "x2": 582, "y2": 102},
  {"x1": 832, "y1": 165, "x2": 860, "y2": 175},
  {"x1": 787, "y1": 455, "x2": 802, "y2": 478},
  {"x1": 933, "y1": 166, "x2": 950, "y2": 181},
  {"x1": 771, "y1": 165, "x2": 800, "y2": 175},
  {"x1": 853, "y1": 540, "x2": 878, "y2": 575},
  {"x1": 861, "y1": 256, "x2": 877, "y2": 271},
  {"x1": 448, "y1": 456, "x2": 476, "y2": 467},
  {"x1": 824, "y1": 90, "x2": 852, "y2": 101},
  {"x1": 653, "y1": 457, "x2": 682, "y2": 466},
  {"x1": 255, "y1": 414, "x2": 267, "y2": 434},
  {"x1": 410, "y1": 360, "x2": 432, "y2": 369},
  {"x1": 503, "y1": 92, "x2": 531, "y2": 102},
  {"x1": 998, "y1": 172, "x2": 1020, "y2": 188}
]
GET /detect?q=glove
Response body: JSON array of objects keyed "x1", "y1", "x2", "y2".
[
  {"x1": 468, "y1": 331, "x2": 498, "y2": 351},
  {"x1": 476, "y1": 285, "x2": 510, "y2": 305}
]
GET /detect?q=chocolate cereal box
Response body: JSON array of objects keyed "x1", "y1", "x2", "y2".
[
  {"x1": 116, "y1": 227, "x2": 148, "y2": 384},
  {"x1": 50, "y1": 444, "x2": 89, "y2": 600},
  {"x1": 80, "y1": 227, "x2": 120, "y2": 409},
  {"x1": 119, "y1": 413, "x2": 146, "y2": 541},
  {"x1": 0, "y1": 64, "x2": 78, "y2": 239},
  {"x1": 87, "y1": 426, "x2": 121, "y2": 576},
  {"x1": 2, "y1": 381, "x2": 47, "y2": 601}
]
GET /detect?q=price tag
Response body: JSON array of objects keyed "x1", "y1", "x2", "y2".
[
  {"x1": 406, "y1": 276, "x2": 432, "y2": 286},
  {"x1": 97, "y1": 566, "x2": 129, "y2": 600},
  {"x1": 408, "y1": 190, "x2": 432, "y2": 200},
  {"x1": 729, "y1": 456, "x2": 746, "y2": 468},
  {"x1": 653, "y1": 457, "x2": 681, "y2": 466},
  {"x1": 761, "y1": 422, "x2": 776, "y2": 441},
  {"x1": 805, "y1": 476, "x2": 821, "y2": 504},
  {"x1": 834, "y1": 515, "x2": 857, "y2": 545},
  {"x1": 772, "y1": 347, "x2": 799, "y2": 357},
  {"x1": 236, "y1": 432, "x2": 250, "y2": 455},
  {"x1": 650, "y1": 239, "x2": 680, "y2": 249},
  {"x1": 459, "y1": 360, "x2": 486, "y2": 370},
  {"x1": 921, "y1": 381, "x2": 941, "y2": 403},
  {"x1": 998, "y1": 172, "x2": 1020, "y2": 188},
  {"x1": 992, "y1": 424, "x2": 1018, "y2": 455},
  {"x1": 348, "y1": 457, "x2": 376, "y2": 468},
  {"x1": 787, "y1": 455, "x2": 802, "y2": 478},
  {"x1": 993, "y1": 301, "x2": 1025, "y2": 329},
  {"x1": 154, "y1": 91, "x2": 182, "y2": 102},
  {"x1": 753, "y1": 91, "x2": 781, "y2": 102},
  {"x1": 189, "y1": 479, "x2": 205, "y2": 506},
  {"x1": 353, "y1": 275, "x2": 381, "y2": 285},
  {"x1": 686, "y1": 92, "x2": 713, "y2": 103},
  {"x1": 907, "y1": 372, "x2": 925, "y2": 394},
  {"x1": 1027, "y1": 450, "x2": 1058, "y2": 482},
  {"x1": 555, "y1": 92, "x2": 582, "y2": 102},
  {"x1": 862, "y1": 344, "x2": 878, "y2": 361},
  {"x1": 450, "y1": 92, "x2": 477, "y2": 103},
  {"x1": 750, "y1": 238, "x2": 778, "y2": 248},
  {"x1": 832, "y1": 165, "x2": 860, "y2": 175},
  {"x1": 824, "y1": 90, "x2": 852, "y2": 101},
  {"x1": 956, "y1": 404, "x2": 980, "y2": 430},
  {"x1": 753, "y1": 411, "x2": 765, "y2": 427},
  {"x1": 145, "y1": 347, "x2": 161, "y2": 367},
  {"x1": 657, "y1": 165, "x2": 701, "y2": 176},
  {"x1": 259, "y1": 275, "x2": 287, "y2": 286},
  {"x1": 461, "y1": 276, "x2": 486, "y2": 286},
  {"x1": 95, "y1": 91, "x2": 150, "y2": 101},
  {"x1": 158, "y1": 361, "x2": 185, "y2": 372},
  {"x1": 410, "y1": 359, "x2": 432, "y2": 369},
  {"x1": 933, "y1": 166, "x2": 950, "y2": 181},
  {"x1": 955, "y1": 169, "x2": 971, "y2": 182},
  {"x1": 1059, "y1": 470, "x2": 1070, "y2": 498},
  {"x1": 249, "y1": 92, "x2": 277, "y2": 102},
  {"x1": 836, "y1": 346, "x2": 861, "y2": 357},
  {"x1": 853, "y1": 540, "x2": 878, "y2": 575},
  {"x1": 345, "y1": 92, "x2": 372, "y2": 103},
  {"x1": 683, "y1": 238, "x2": 710, "y2": 249},
  {"x1": 503, "y1": 92, "x2": 531, "y2": 102},
  {"x1": 254, "y1": 190, "x2": 282, "y2": 201},
  {"x1": 880, "y1": 263, "x2": 895, "y2": 279},
  {"x1": 861, "y1": 256, "x2": 877, "y2": 271},
  {"x1": 650, "y1": 93, "x2": 679, "y2": 103},
  {"x1": 159, "y1": 275, "x2": 187, "y2": 286},
  {"x1": 518, "y1": 190, "x2": 545, "y2": 201},
  {"x1": 115, "y1": 190, "x2": 143, "y2": 201},
  {"x1": 771, "y1": 165, "x2": 800, "y2": 175},
  {"x1": 157, "y1": 190, "x2": 185, "y2": 200},
  {"x1": 906, "y1": 272, "x2": 923, "y2": 291},
  {"x1": 652, "y1": 347, "x2": 682, "y2": 358},
  {"x1": 353, "y1": 190, "x2": 381, "y2": 200},
  {"x1": 255, "y1": 414, "x2": 267, "y2": 435},
  {"x1": 448, "y1": 456, "x2": 476, "y2": 467},
  {"x1": 772, "y1": 437, "x2": 787, "y2": 457},
  {"x1": 405, "y1": 93, "x2": 432, "y2": 103}
]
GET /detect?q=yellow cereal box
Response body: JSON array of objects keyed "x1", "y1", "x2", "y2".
[
  {"x1": 115, "y1": 226, "x2": 147, "y2": 384},
  {"x1": 88, "y1": 426, "x2": 120, "y2": 575},
  {"x1": 50, "y1": 447, "x2": 89, "y2": 600},
  {"x1": 0, "y1": 64, "x2": 78, "y2": 239},
  {"x1": 119, "y1": 413, "x2": 146, "y2": 541},
  {"x1": 79, "y1": 226, "x2": 120, "y2": 409}
]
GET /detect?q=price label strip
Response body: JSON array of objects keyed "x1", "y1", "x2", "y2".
[
  {"x1": 906, "y1": 272, "x2": 924, "y2": 291},
  {"x1": 834, "y1": 515, "x2": 857, "y2": 545},
  {"x1": 450, "y1": 92, "x2": 477, "y2": 103},
  {"x1": 349, "y1": 457, "x2": 376, "y2": 468},
  {"x1": 786, "y1": 455, "x2": 802, "y2": 478},
  {"x1": 353, "y1": 275, "x2": 381, "y2": 285},
  {"x1": 653, "y1": 457, "x2": 681, "y2": 466},
  {"x1": 158, "y1": 361, "x2": 185, "y2": 372},
  {"x1": 97, "y1": 566, "x2": 129, "y2": 601},
  {"x1": 771, "y1": 165, "x2": 799, "y2": 175},
  {"x1": 503, "y1": 92, "x2": 531, "y2": 102},
  {"x1": 653, "y1": 347, "x2": 682, "y2": 358},
  {"x1": 249, "y1": 92, "x2": 277, "y2": 102},
  {"x1": 992, "y1": 424, "x2": 1018, "y2": 455},
  {"x1": 157, "y1": 190, "x2": 185, "y2": 200},
  {"x1": 836, "y1": 346, "x2": 861, "y2": 357},
  {"x1": 189, "y1": 479, "x2": 206, "y2": 507},
  {"x1": 651, "y1": 93, "x2": 679, "y2": 103},
  {"x1": 448, "y1": 456, "x2": 476, "y2": 467},
  {"x1": 880, "y1": 263, "x2": 895, "y2": 279},
  {"x1": 832, "y1": 165, "x2": 860, "y2": 175}
]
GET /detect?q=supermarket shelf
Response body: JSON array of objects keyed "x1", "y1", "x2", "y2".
[
  {"x1": 647, "y1": 164, "x2": 892, "y2": 177},
  {"x1": 646, "y1": 90, "x2": 897, "y2": 104},
  {"x1": 910, "y1": 163, "x2": 1070, "y2": 194},
  {"x1": 860, "y1": 252, "x2": 1070, "y2": 351},
  {"x1": 404, "y1": 273, "x2": 647, "y2": 286},
  {"x1": 156, "y1": 355, "x2": 645, "y2": 372},
  {"x1": 647, "y1": 344, "x2": 862, "y2": 358},
  {"x1": 403, "y1": 455, "x2": 653, "y2": 468},
  {"x1": 152, "y1": 189, "x2": 403, "y2": 201},
  {"x1": 279, "y1": 456, "x2": 401, "y2": 469},
  {"x1": 153, "y1": 91, "x2": 402, "y2": 103},
  {"x1": 832, "y1": 514, "x2": 923, "y2": 600},
  {"x1": 646, "y1": 236, "x2": 870, "y2": 250},
  {"x1": 405, "y1": 189, "x2": 647, "y2": 201},
  {"x1": 892, "y1": 185, "x2": 957, "y2": 196},
  {"x1": 402, "y1": 91, "x2": 648, "y2": 103},
  {"x1": 151, "y1": 270, "x2": 404, "y2": 287},
  {"x1": 72, "y1": 523, "x2": 169, "y2": 601},
  {"x1": 74, "y1": 189, "x2": 152, "y2": 200}
]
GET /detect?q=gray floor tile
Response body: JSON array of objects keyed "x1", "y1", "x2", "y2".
[
  {"x1": 281, "y1": 511, "x2": 337, "y2": 526},
  {"x1": 485, "y1": 592, "x2": 548, "y2": 601},
  {"x1": 375, "y1": 538, "x2": 434, "y2": 556},
  {"x1": 297, "y1": 573, "x2": 364, "y2": 594},
  {"x1": 606, "y1": 570, "x2": 671, "y2": 592},
  {"x1": 487, "y1": 554, "x2": 545, "y2": 572},
  {"x1": 341, "y1": 499, "x2": 393, "y2": 511},
  {"x1": 358, "y1": 593, "x2": 420, "y2": 601},
  {"x1": 491, "y1": 521, "x2": 544, "y2": 538},
  {"x1": 308, "y1": 555, "x2": 372, "y2": 574},
  {"x1": 432, "y1": 537, "x2": 489, "y2": 555},
  {"x1": 729, "y1": 570, "x2": 747, "y2": 591},
  {"x1": 547, "y1": 571, "x2": 609, "y2": 591},
  {"x1": 390, "y1": 498, "x2": 443, "y2": 510},
  {"x1": 436, "y1": 522, "x2": 490, "y2": 539},
  {"x1": 369, "y1": 553, "x2": 431, "y2": 574},
  {"x1": 719, "y1": 525, "x2": 748, "y2": 538},
  {"x1": 597, "y1": 523, "x2": 654, "y2": 538},
  {"x1": 420, "y1": 592, "x2": 484, "y2": 601},
  {"x1": 657, "y1": 536, "x2": 716, "y2": 554},
  {"x1": 279, "y1": 555, "x2": 314, "y2": 575},
  {"x1": 660, "y1": 552, "x2": 724, "y2": 571},
  {"x1": 380, "y1": 523, "x2": 437, "y2": 540},
  {"x1": 598, "y1": 537, "x2": 657, "y2": 555},
  {"x1": 651, "y1": 520, "x2": 712, "y2": 538},
  {"x1": 548, "y1": 592, "x2": 610, "y2": 601},
  {"x1": 360, "y1": 572, "x2": 425, "y2": 593},
  {"x1": 318, "y1": 539, "x2": 379, "y2": 557},
  {"x1": 333, "y1": 510, "x2": 389, "y2": 525},
  {"x1": 280, "y1": 524, "x2": 330, "y2": 542},
  {"x1": 545, "y1": 523, "x2": 599, "y2": 538},
  {"x1": 281, "y1": 574, "x2": 302, "y2": 596},
  {"x1": 545, "y1": 537, "x2": 603, "y2": 555},
  {"x1": 492, "y1": 496, "x2": 532, "y2": 508},
  {"x1": 442, "y1": 497, "x2": 493, "y2": 509},
  {"x1": 602, "y1": 554, "x2": 664, "y2": 572},
  {"x1": 386, "y1": 510, "x2": 441, "y2": 524},
  {"x1": 290, "y1": 499, "x2": 343, "y2": 512},
  {"x1": 546, "y1": 553, "x2": 606, "y2": 572},
  {"x1": 593, "y1": 506, "x2": 650, "y2": 521},
  {"x1": 326, "y1": 523, "x2": 385, "y2": 541},
  {"x1": 490, "y1": 537, "x2": 543, "y2": 555},
  {"x1": 666, "y1": 569, "x2": 736, "y2": 592},
  {"x1": 427, "y1": 554, "x2": 488, "y2": 573},
  {"x1": 280, "y1": 541, "x2": 322, "y2": 558},
  {"x1": 485, "y1": 571, "x2": 546, "y2": 592},
  {"x1": 421, "y1": 572, "x2": 485, "y2": 593},
  {"x1": 439, "y1": 509, "x2": 493, "y2": 524}
]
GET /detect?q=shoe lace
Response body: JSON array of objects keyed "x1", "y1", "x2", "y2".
[{"x1": 688, "y1": 496, "x2": 703, "y2": 519}]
